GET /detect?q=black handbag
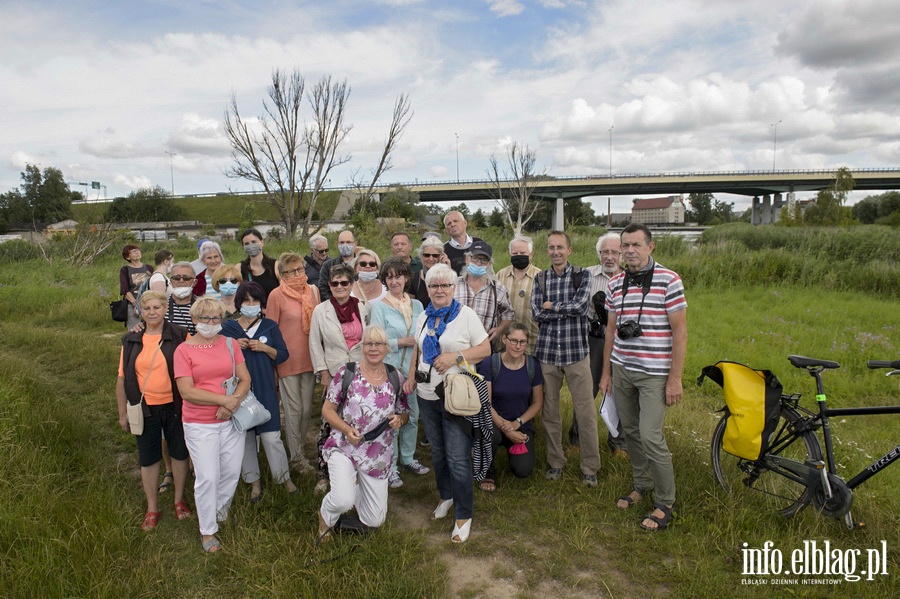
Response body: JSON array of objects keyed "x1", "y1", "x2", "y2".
[{"x1": 110, "y1": 299, "x2": 129, "y2": 322}]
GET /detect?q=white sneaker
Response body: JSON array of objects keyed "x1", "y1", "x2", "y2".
[
  {"x1": 388, "y1": 470, "x2": 404, "y2": 489},
  {"x1": 402, "y1": 459, "x2": 430, "y2": 475}
]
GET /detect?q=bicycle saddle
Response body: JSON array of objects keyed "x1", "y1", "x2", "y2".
[{"x1": 788, "y1": 355, "x2": 841, "y2": 370}]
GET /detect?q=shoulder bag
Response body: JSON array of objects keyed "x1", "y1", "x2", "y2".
[{"x1": 224, "y1": 337, "x2": 271, "y2": 432}]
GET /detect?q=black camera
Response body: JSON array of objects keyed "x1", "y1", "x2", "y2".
[
  {"x1": 588, "y1": 319, "x2": 604, "y2": 338},
  {"x1": 617, "y1": 320, "x2": 643, "y2": 340},
  {"x1": 414, "y1": 369, "x2": 431, "y2": 384}
]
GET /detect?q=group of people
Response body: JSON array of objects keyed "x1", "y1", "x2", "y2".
[{"x1": 115, "y1": 214, "x2": 688, "y2": 552}]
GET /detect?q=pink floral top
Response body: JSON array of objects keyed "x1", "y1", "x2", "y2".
[{"x1": 322, "y1": 364, "x2": 409, "y2": 479}]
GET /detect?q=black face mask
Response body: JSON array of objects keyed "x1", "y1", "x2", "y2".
[{"x1": 510, "y1": 255, "x2": 530, "y2": 270}]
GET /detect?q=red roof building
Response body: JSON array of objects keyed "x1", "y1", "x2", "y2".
[{"x1": 630, "y1": 196, "x2": 685, "y2": 225}]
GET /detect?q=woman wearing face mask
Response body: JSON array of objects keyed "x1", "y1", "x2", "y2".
[
  {"x1": 351, "y1": 248, "x2": 387, "y2": 309},
  {"x1": 174, "y1": 297, "x2": 251, "y2": 553},
  {"x1": 238, "y1": 228, "x2": 279, "y2": 302},
  {"x1": 210, "y1": 264, "x2": 243, "y2": 318},
  {"x1": 266, "y1": 252, "x2": 321, "y2": 476},
  {"x1": 221, "y1": 282, "x2": 298, "y2": 502}
]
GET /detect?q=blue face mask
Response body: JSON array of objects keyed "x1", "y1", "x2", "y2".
[
  {"x1": 240, "y1": 304, "x2": 261, "y2": 318},
  {"x1": 467, "y1": 263, "x2": 487, "y2": 277},
  {"x1": 219, "y1": 282, "x2": 238, "y2": 296}
]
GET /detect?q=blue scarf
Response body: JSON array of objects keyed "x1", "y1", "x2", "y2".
[{"x1": 422, "y1": 299, "x2": 462, "y2": 365}]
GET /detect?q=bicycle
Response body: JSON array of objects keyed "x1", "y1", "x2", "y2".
[{"x1": 708, "y1": 355, "x2": 900, "y2": 529}]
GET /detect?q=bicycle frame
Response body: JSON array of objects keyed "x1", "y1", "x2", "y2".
[{"x1": 804, "y1": 367, "x2": 900, "y2": 489}]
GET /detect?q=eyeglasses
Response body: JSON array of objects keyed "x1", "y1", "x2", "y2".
[
  {"x1": 505, "y1": 337, "x2": 528, "y2": 346},
  {"x1": 357, "y1": 261, "x2": 378, "y2": 268},
  {"x1": 282, "y1": 267, "x2": 303, "y2": 278},
  {"x1": 469, "y1": 255, "x2": 490, "y2": 265},
  {"x1": 170, "y1": 275, "x2": 195, "y2": 282},
  {"x1": 313, "y1": 248, "x2": 328, "y2": 255},
  {"x1": 217, "y1": 277, "x2": 239, "y2": 285},
  {"x1": 362, "y1": 342, "x2": 387, "y2": 349},
  {"x1": 422, "y1": 253, "x2": 442, "y2": 259},
  {"x1": 329, "y1": 280, "x2": 351, "y2": 288},
  {"x1": 428, "y1": 283, "x2": 453, "y2": 290},
  {"x1": 197, "y1": 315, "x2": 222, "y2": 324}
]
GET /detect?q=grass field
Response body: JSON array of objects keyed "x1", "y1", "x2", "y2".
[{"x1": 0, "y1": 225, "x2": 897, "y2": 598}]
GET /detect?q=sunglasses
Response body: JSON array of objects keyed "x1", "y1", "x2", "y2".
[
  {"x1": 422, "y1": 253, "x2": 442, "y2": 259},
  {"x1": 170, "y1": 275, "x2": 195, "y2": 282},
  {"x1": 314, "y1": 248, "x2": 329, "y2": 255},
  {"x1": 217, "y1": 278, "x2": 239, "y2": 285},
  {"x1": 329, "y1": 280, "x2": 351, "y2": 288},
  {"x1": 357, "y1": 261, "x2": 378, "y2": 268}
]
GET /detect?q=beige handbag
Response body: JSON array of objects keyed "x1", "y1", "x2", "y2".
[{"x1": 442, "y1": 362, "x2": 483, "y2": 417}]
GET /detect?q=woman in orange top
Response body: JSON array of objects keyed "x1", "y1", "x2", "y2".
[
  {"x1": 266, "y1": 252, "x2": 320, "y2": 474},
  {"x1": 115, "y1": 290, "x2": 191, "y2": 531}
]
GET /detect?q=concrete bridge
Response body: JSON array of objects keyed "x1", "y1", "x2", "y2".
[{"x1": 396, "y1": 168, "x2": 900, "y2": 227}]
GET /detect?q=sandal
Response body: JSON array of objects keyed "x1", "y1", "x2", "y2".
[
  {"x1": 174, "y1": 501, "x2": 192, "y2": 520},
  {"x1": 201, "y1": 536, "x2": 222, "y2": 553},
  {"x1": 616, "y1": 489, "x2": 643, "y2": 510},
  {"x1": 157, "y1": 472, "x2": 174, "y2": 494},
  {"x1": 141, "y1": 511, "x2": 161, "y2": 531},
  {"x1": 641, "y1": 502, "x2": 676, "y2": 531},
  {"x1": 451, "y1": 519, "x2": 472, "y2": 543},
  {"x1": 478, "y1": 479, "x2": 496, "y2": 492}
]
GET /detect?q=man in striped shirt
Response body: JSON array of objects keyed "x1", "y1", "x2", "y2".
[
  {"x1": 166, "y1": 262, "x2": 198, "y2": 334},
  {"x1": 600, "y1": 223, "x2": 687, "y2": 531},
  {"x1": 531, "y1": 231, "x2": 600, "y2": 487}
]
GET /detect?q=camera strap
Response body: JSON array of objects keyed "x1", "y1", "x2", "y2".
[{"x1": 618, "y1": 264, "x2": 654, "y2": 328}]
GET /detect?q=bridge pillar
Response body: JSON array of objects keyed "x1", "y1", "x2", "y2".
[
  {"x1": 761, "y1": 195, "x2": 772, "y2": 224},
  {"x1": 751, "y1": 196, "x2": 760, "y2": 225},
  {"x1": 553, "y1": 194, "x2": 564, "y2": 230},
  {"x1": 771, "y1": 193, "x2": 783, "y2": 223}
]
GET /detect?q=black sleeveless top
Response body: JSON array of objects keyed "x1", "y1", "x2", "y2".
[{"x1": 240, "y1": 254, "x2": 279, "y2": 300}]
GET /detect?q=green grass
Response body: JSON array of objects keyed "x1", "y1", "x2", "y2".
[
  {"x1": 70, "y1": 191, "x2": 342, "y2": 227},
  {"x1": 1, "y1": 231, "x2": 898, "y2": 598}
]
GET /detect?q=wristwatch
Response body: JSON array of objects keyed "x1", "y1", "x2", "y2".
[
  {"x1": 456, "y1": 351, "x2": 465, "y2": 364},
  {"x1": 516, "y1": 417, "x2": 524, "y2": 427}
]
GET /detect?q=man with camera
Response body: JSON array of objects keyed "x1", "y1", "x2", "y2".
[
  {"x1": 531, "y1": 231, "x2": 600, "y2": 487},
  {"x1": 575, "y1": 234, "x2": 629, "y2": 456},
  {"x1": 599, "y1": 223, "x2": 687, "y2": 531}
]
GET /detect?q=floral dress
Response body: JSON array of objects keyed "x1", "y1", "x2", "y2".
[{"x1": 321, "y1": 364, "x2": 409, "y2": 479}]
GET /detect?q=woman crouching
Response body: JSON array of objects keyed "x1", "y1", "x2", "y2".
[{"x1": 317, "y1": 325, "x2": 409, "y2": 540}]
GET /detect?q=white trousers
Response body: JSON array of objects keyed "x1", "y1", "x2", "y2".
[
  {"x1": 241, "y1": 431, "x2": 291, "y2": 484},
  {"x1": 319, "y1": 452, "x2": 388, "y2": 528},
  {"x1": 183, "y1": 421, "x2": 245, "y2": 536}
]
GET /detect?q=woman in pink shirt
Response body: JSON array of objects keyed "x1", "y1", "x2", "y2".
[{"x1": 174, "y1": 297, "x2": 251, "y2": 553}]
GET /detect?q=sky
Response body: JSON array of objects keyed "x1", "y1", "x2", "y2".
[{"x1": 2, "y1": 0, "x2": 899, "y2": 215}]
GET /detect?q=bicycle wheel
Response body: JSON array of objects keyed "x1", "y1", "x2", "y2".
[{"x1": 711, "y1": 407, "x2": 823, "y2": 517}]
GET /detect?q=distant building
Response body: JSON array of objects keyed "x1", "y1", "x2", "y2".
[{"x1": 631, "y1": 196, "x2": 685, "y2": 225}]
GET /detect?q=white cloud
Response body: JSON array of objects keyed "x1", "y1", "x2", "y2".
[
  {"x1": 428, "y1": 166, "x2": 449, "y2": 178},
  {"x1": 167, "y1": 113, "x2": 230, "y2": 157},
  {"x1": 113, "y1": 173, "x2": 153, "y2": 190},
  {"x1": 486, "y1": 0, "x2": 525, "y2": 17}
]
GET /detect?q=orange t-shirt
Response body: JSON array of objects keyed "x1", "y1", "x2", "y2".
[{"x1": 118, "y1": 333, "x2": 174, "y2": 405}]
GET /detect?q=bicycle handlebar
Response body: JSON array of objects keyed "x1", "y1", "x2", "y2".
[{"x1": 867, "y1": 360, "x2": 900, "y2": 369}]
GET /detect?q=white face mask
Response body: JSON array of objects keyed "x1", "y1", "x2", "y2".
[
  {"x1": 195, "y1": 322, "x2": 221, "y2": 338},
  {"x1": 357, "y1": 271, "x2": 379, "y2": 283},
  {"x1": 172, "y1": 286, "x2": 192, "y2": 299}
]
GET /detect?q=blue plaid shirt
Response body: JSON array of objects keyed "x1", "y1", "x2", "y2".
[{"x1": 531, "y1": 263, "x2": 591, "y2": 366}]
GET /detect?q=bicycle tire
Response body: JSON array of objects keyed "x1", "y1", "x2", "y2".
[{"x1": 711, "y1": 406, "x2": 823, "y2": 517}]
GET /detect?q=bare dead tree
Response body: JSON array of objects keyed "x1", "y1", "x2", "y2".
[
  {"x1": 486, "y1": 142, "x2": 545, "y2": 236},
  {"x1": 349, "y1": 94, "x2": 413, "y2": 216},
  {"x1": 224, "y1": 70, "x2": 351, "y2": 238}
]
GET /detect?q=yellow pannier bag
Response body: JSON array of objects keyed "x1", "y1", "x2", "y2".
[{"x1": 698, "y1": 361, "x2": 783, "y2": 460}]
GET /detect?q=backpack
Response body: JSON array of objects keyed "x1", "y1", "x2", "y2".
[
  {"x1": 134, "y1": 274, "x2": 167, "y2": 316},
  {"x1": 490, "y1": 353, "x2": 536, "y2": 384},
  {"x1": 697, "y1": 361, "x2": 782, "y2": 461},
  {"x1": 535, "y1": 266, "x2": 584, "y2": 296}
]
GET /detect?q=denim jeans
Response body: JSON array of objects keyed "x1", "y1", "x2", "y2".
[{"x1": 418, "y1": 397, "x2": 474, "y2": 519}]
